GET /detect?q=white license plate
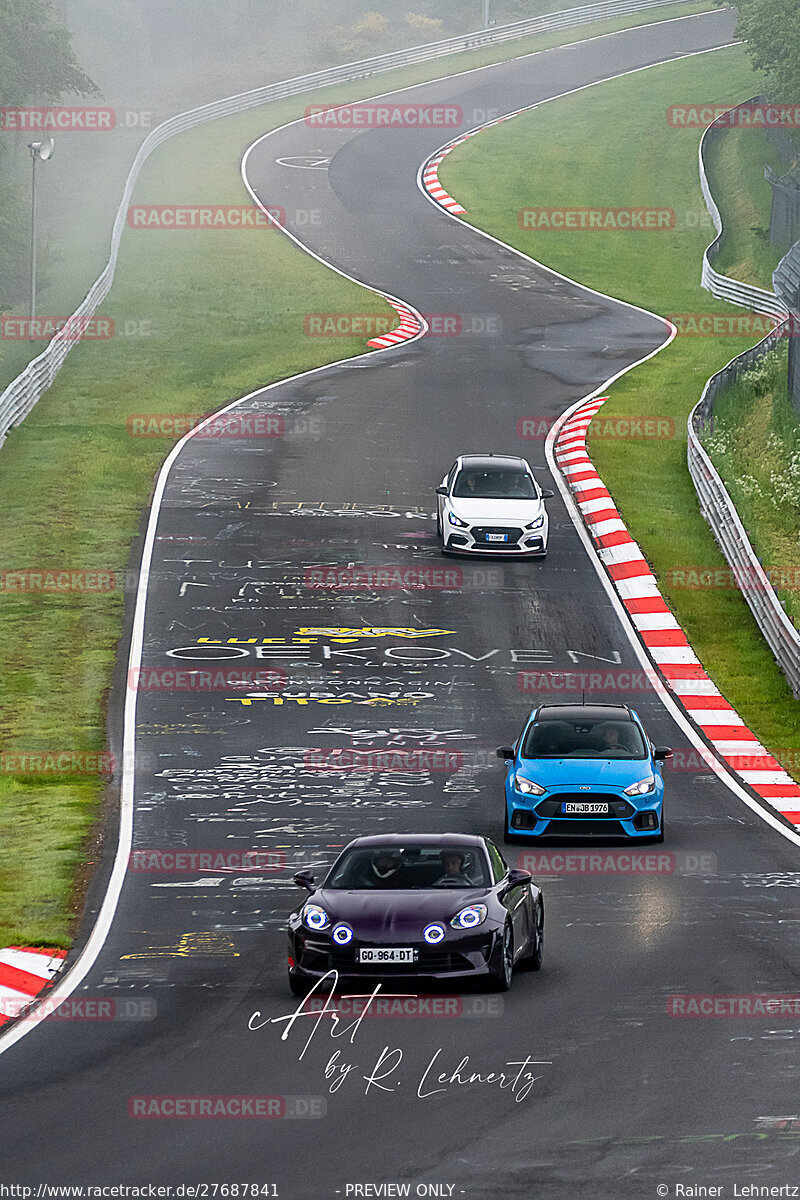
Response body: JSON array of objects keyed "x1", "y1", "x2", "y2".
[
  {"x1": 562, "y1": 802, "x2": 610, "y2": 815},
  {"x1": 358, "y1": 947, "x2": 417, "y2": 964},
  {"x1": 486, "y1": 533, "x2": 508, "y2": 543}
]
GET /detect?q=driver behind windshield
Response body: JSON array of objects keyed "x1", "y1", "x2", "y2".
[
  {"x1": 433, "y1": 849, "x2": 475, "y2": 886},
  {"x1": 359, "y1": 849, "x2": 406, "y2": 888}
]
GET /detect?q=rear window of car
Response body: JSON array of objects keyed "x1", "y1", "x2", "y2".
[
  {"x1": 453, "y1": 467, "x2": 536, "y2": 499},
  {"x1": 521, "y1": 718, "x2": 647, "y2": 759}
]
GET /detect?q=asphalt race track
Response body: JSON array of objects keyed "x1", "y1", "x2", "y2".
[{"x1": 4, "y1": 10, "x2": 800, "y2": 1198}]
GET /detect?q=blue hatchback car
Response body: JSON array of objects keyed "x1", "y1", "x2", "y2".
[{"x1": 498, "y1": 703, "x2": 672, "y2": 843}]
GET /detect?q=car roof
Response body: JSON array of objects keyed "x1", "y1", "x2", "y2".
[
  {"x1": 457, "y1": 455, "x2": 530, "y2": 472},
  {"x1": 534, "y1": 703, "x2": 635, "y2": 723},
  {"x1": 344, "y1": 833, "x2": 488, "y2": 850}
]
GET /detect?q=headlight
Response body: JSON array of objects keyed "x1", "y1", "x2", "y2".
[
  {"x1": 514, "y1": 773, "x2": 546, "y2": 796},
  {"x1": 331, "y1": 923, "x2": 353, "y2": 945},
  {"x1": 303, "y1": 904, "x2": 330, "y2": 930},
  {"x1": 624, "y1": 774, "x2": 656, "y2": 796},
  {"x1": 526, "y1": 515, "x2": 545, "y2": 530},
  {"x1": 448, "y1": 511, "x2": 468, "y2": 528},
  {"x1": 423, "y1": 923, "x2": 446, "y2": 944},
  {"x1": 451, "y1": 904, "x2": 488, "y2": 929}
]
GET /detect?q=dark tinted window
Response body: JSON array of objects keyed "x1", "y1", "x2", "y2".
[
  {"x1": 326, "y1": 845, "x2": 489, "y2": 889},
  {"x1": 521, "y1": 718, "x2": 646, "y2": 759},
  {"x1": 453, "y1": 467, "x2": 536, "y2": 499}
]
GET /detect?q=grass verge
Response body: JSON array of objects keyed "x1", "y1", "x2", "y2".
[
  {"x1": 702, "y1": 344, "x2": 800, "y2": 626},
  {"x1": 704, "y1": 126, "x2": 785, "y2": 288},
  {"x1": 440, "y1": 45, "x2": 800, "y2": 766}
]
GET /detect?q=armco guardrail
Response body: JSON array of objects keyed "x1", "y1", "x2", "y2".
[
  {"x1": 690, "y1": 101, "x2": 800, "y2": 697},
  {"x1": 773, "y1": 239, "x2": 800, "y2": 415},
  {"x1": 0, "y1": 0, "x2": 700, "y2": 450},
  {"x1": 700, "y1": 97, "x2": 789, "y2": 320}
]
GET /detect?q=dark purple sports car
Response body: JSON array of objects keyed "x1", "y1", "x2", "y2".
[{"x1": 287, "y1": 833, "x2": 544, "y2": 994}]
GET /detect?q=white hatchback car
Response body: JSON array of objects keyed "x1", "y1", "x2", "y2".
[{"x1": 436, "y1": 454, "x2": 554, "y2": 556}]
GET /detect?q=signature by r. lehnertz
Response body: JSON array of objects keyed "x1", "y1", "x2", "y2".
[{"x1": 249, "y1": 971, "x2": 551, "y2": 1102}]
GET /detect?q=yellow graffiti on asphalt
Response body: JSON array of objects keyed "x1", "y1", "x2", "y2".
[
  {"x1": 120, "y1": 932, "x2": 240, "y2": 960},
  {"x1": 226, "y1": 696, "x2": 424, "y2": 707},
  {"x1": 198, "y1": 628, "x2": 456, "y2": 646}
]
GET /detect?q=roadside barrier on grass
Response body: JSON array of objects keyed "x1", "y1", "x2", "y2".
[
  {"x1": 689, "y1": 99, "x2": 800, "y2": 697},
  {"x1": 0, "y1": 0, "x2": 703, "y2": 450}
]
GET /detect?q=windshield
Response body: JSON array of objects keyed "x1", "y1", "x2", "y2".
[
  {"x1": 453, "y1": 467, "x2": 537, "y2": 500},
  {"x1": 521, "y1": 718, "x2": 647, "y2": 759},
  {"x1": 326, "y1": 845, "x2": 489, "y2": 889}
]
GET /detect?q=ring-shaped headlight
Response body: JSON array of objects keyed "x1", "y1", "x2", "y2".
[
  {"x1": 331, "y1": 923, "x2": 353, "y2": 945},
  {"x1": 423, "y1": 923, "x2": 446, "y2": 945},
  {"x1": 303, "y1": 903, "x2": 330, "y2": 931},
  {"x1": 451, "y1": 904, "x2": 488, "y2": 930}
]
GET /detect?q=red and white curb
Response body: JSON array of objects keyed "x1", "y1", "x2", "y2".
[
  {"x1": 421, "y1": 142, "x2": 470, "y2": 215},
  {"x1": 555, "y1": 396, "x2": 800, "y2": 826},
  {"x1": 420, "y1": 110, "x2": 527, "y2": 217},
  {"x1": 0, "y1": 946, "x2": 67, "y2": 1026},
  {"x1": 366, "y1": 298, "x2": 424, "y2": 348}
]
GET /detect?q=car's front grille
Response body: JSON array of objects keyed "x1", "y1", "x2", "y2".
[
  {"x1": 471, "y1": 526, "x2": 522, "y2": 545},
  {"x1": 540, "y1": 819, "x2": 627, "y2": 838},
  {"x1": 537, "y1": 794, "x2": 635, "y2": 819}
]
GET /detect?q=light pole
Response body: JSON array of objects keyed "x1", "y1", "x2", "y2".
[
  {"x1": 27, "y1": 137, "x2": 54, "y2": 341},
  {"x1": 483, "y1": 0, "x2": 493, "y2": 26}
]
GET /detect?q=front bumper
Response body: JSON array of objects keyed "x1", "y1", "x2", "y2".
[
  {"x1": 289, "y1": 927, "x2": 501, "y2": 984},
  {"x1": 444, "y1": 525, "x2": 547, "y2": 556},
  {"x1": 506, "y1": 787, "x2": 663, "y2": 840}
]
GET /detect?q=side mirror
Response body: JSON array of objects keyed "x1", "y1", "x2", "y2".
[
  {"x1": 541, "y1": 488, "x2": 555, "y2": 499},
  {"x1": 499, "y1": 867, "x2": 532, "y2": 899},
  {"x1": 435, "y1": 485, "x2": 448, "y2": 496},
  {"x1": 654, "y1": 746, "x2": 673, "y2": 761},
  {"x1": 293, "y1": 870, "x2": 316, "y2": 892},
  {"x1": 496, "y1": 745, "x2": 516, "y2": 760}
]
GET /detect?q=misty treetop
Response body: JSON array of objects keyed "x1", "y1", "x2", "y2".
[
  {"x1": 0, "y1": 0, "x2": 96, "y2": 107},
  {"x1": 725, "y1": 0, "x2": 800, "y2": 101}
]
